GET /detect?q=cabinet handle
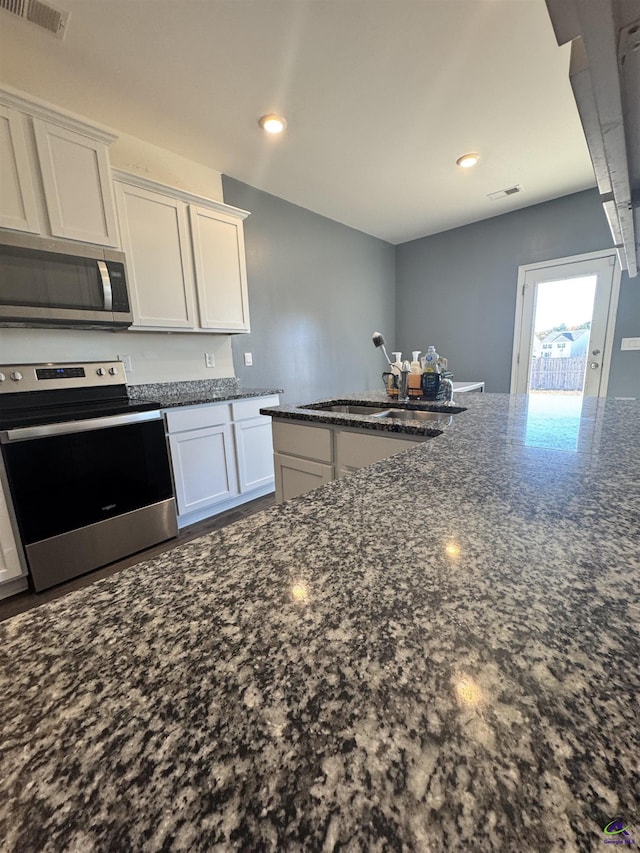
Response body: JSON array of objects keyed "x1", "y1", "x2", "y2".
[{"x1": 97, "y1": 260, "x2": 112, "y2": 311}]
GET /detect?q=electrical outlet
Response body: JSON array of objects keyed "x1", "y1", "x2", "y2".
[
  {"x1": 244, "y1": 352, "x2": 253, "y2": 366},
  {"x1": 205, "y1": 353, "x2": 215, "y2": 368},
  {"x1": 621, "y1": 337, "x2": 640, "y2": 351},
  {"x1": 118, "y1": 354, "x2": 132, "y2": 373}
]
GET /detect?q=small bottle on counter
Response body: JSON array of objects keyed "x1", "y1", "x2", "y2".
[
  {"x1": 421, "y1": 346, "x2": 441, "y2": 399},
  {"x1": 387, "y1": 352, "x2": 403, "y2": 398},
  {"x1": 422, "y1": 345, "x2": 440, "y2": 372},
  {"x1": 408, "y1": 350, "x2": 422, "y2": 398}
]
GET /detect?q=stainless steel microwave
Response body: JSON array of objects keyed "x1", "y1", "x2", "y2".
[{"x1": 0, "y1": 231, "x2": 133, "y2": 330}]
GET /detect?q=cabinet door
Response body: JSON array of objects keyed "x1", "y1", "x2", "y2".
[
  {"x1": 335, "y1": 429, "x2": 421, "y2": 473},
  {"x1": 115, "y1": 182, "x2": 197, "y2": 329},
  {"x1": 189, "y1": 204, "x2": 250, "y2": 332},
  {"x1": 274, "y1": 452, "x2": 334, "y2": 504},
  {"x1": 0, "y1": 483, "x2": 24, "y2": 586},
  {"x1": 0, "y1": 106, "x2": 40, "y2": 234},
  {"x1": 169, "y1": 424, "x2": 239, "y2": 516},
  {"x1": 33, "y1": 118, "x2": 118, "y2": 245},
  {"x1": 234, "y1": 417, "x2": 275, "y2": 493}
]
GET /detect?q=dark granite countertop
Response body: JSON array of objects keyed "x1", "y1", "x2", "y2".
[
  {"x1": 1, "y1": 392, "x2": 638, "y2": 851},
  {"x1": 128, "y1": 378, "x2": 282, "y2": 409}
]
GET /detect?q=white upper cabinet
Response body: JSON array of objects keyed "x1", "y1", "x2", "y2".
[
  {"x1": 0, "y1": 88, "x2": 119, "y2": 247},
  {"x1": 114, "y1": 181, "x2": 197, "y2": 329},
  {"x1": 33, "y1": 119, "x2": 119, "y2": 246},
  {"x1": 113, "y1": 170, "x2": 250, "y2": 334},
  {"x1": 189, "y1": 205, "x2": 250, "y2": 332},
  {"x1": 0, "y1": 105, "x2": 40, "y2": 234}
]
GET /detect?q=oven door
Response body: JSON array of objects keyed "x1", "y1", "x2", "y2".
[{"x1": 1, "y1": 411, "x2": 177, "y2": 591}]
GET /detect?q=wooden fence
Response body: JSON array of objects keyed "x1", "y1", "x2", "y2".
[{"x1": 529, "y1": 356, "x2": 587, "y2": 391}]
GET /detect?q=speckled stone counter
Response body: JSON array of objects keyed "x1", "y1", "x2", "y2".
[
  {"x1": 1, "y1": 393, "x2": 639, "y2": 851},
  {"x1": 127, "y1": 378, "x2": 282, "y2": 408}
]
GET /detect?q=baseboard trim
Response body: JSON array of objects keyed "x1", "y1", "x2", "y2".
[{"x1": 176, "y1": 484, "x2": 275, "y2": 529}]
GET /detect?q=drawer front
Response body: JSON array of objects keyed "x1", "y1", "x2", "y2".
[
  {"x1": 232, "y1": 395, "x2": 280, "y2": 421},
  {"x1": 165, "y1": 402, "x2": 231, "y2": 433},
  {"x1": 272, "y1": 421, "x2": 333, "y2": 463}
]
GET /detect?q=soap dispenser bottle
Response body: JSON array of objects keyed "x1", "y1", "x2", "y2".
[
  {"x1": 423, "y1": 346, "x2": 440, "y2": 372},
  {"x1": 408, "y1": 351, "x2": 422, "y2": 398},
  {"x1": 421, "y1": 346, "x2": 441, "y2": 399}
]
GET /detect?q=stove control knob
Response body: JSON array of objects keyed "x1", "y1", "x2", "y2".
[
  {"x1": 108, "y1": 367, "x2": 118, "y2": 376},
  {"x1": 0, "y1": 373, "x2": 5, "y2": 382},
  {"x1": 10, "y1": 371, "x2": 22, "y2": 382},
  {"x1": 96, "y1": 368, "x2": 106, "y2": 376}
]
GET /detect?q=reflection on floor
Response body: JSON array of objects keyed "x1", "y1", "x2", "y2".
[{"x1": 0, "y1": 493, "x2": 276, "y2": 623}]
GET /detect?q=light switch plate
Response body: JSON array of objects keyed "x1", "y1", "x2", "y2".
[
  {"x1": 244, "y1": 352, "x2": 253, "y2": 366},
  {"x1": 621, "y1": 337, "x2": 640, "y2": 351}
]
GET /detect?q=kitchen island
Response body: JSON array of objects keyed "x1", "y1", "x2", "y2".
[{"x1": 0, "y1": 392, "x2": 638, "y2": 851}]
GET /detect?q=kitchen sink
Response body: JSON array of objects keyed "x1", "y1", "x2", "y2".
[
  {"x1": 378, "y1": 408, "x2": 455, "y2": 424},
  {"x1": 318, "y1": 404, "x2": 391, "y2": 416},
  {"x1": 304, "y1": 402, "x2": 461, "y2": 425}
]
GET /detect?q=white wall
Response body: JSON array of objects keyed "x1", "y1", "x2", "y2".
[
  {"x1": 110, "y1": 133, "x2": 224, "y2": 203},
  {"x1": 0, "y1": 328, "x2": 234, "y2": 385}
]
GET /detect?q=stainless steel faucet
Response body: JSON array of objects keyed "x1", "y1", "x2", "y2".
[
  {"x1": 397, "y1": 361, "x2": 411, "y2": 402},
  {"x1": 440, "y1": 377, "x2": 455, "y2": 405}
]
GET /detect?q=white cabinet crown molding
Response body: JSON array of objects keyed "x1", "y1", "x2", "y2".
[
  {"x1": 0, "y1": 85, "x2": 117, "y2": 146},
  {"x1": 111, "y1": 169, "x2": 250, "y2": 220}
]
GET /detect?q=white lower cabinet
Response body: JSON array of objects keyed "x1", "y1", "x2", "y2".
[
  {"x1": 235, "y1": 418, "x2": 277, "y2": 492},
  {"x1": 0, "y1": 473, "x2": 28, "y2": 600},
  {"x1": 272, "y1": 420, "x2": 428, "y2": 503},
  {"x1": 166, "y1": 395, "x2": 279, "y2": 527},
  {"x1": 274, "y1": 453, "x2": 335, "y2": 503},
  {"x1": 170, "y1": 423, "x2": 238, "y2": 516}
]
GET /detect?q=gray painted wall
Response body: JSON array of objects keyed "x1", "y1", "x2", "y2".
[
  {"x1": 395, "y1": 189, "x2": 639, "y2": 397},
  {"x1": 222, "y1": 177, "x2": 395, "y2": 404}
]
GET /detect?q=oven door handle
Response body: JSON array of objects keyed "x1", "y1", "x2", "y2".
[
  {"x1": 0, "y1": 410, "x2": 162, "y2": 443},
  {"x1": 97, "y1": 260, "x2": 113, "y2": 311}
]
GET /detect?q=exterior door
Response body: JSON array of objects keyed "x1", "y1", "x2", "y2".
[{"x1": 511, "y1": 251, "x2": 620, "y2": 397}]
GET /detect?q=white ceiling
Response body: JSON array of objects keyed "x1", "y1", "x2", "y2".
[{"x1": 0, "y1": 0, "x2": 596, "y2": 244}]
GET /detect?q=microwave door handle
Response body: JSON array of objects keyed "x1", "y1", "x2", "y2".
[{"x1": 97, "y1": 261, "x2": 113, "y2": 311}]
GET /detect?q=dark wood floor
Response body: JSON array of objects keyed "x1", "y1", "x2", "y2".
[{"x1": 0, "y1": 493, "x2": 275, "y2": 623}]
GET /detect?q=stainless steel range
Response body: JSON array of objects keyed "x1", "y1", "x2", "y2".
[{"x1": 0, "y1": 361, "x2": 178, "y2": 592}]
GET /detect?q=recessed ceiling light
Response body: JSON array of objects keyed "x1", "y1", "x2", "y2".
[
  {"x1": 258, "y1": 114, "x2": 287, "y2": 135},
  {"x1": 456, "y1": 153, "x2": 480, "y2": 169}
]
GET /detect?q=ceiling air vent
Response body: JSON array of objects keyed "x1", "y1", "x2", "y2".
[
  {"x1": 487, "y1": 185, "x2": 523, "y2": 201},
  {"x1": 0, "y1": 0, "x2": 69, "y2": 38}
]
